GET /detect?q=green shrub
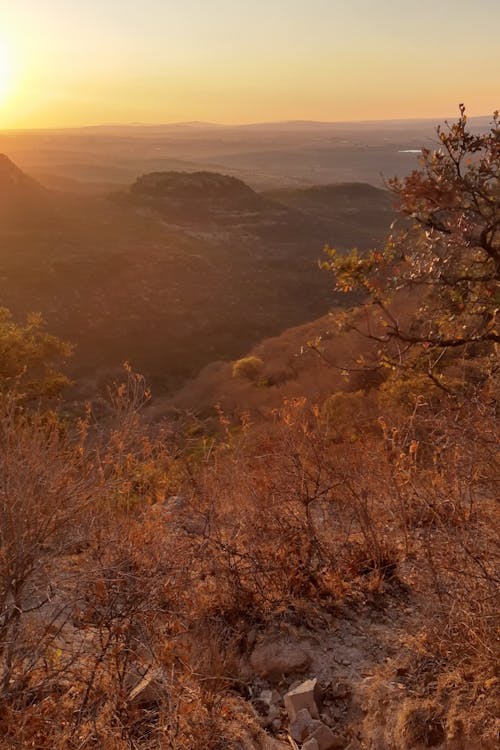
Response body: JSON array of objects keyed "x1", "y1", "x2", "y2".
[
  {"x1": 232, "y1": 355, "x2": 264, "y2": 382},
  {"x1": 321, "y1": 389, "x2": 373, "y2": 439}
]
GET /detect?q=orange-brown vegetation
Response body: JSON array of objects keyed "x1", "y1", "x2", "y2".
[
  {"x1": 0, "y1": 111, "x2": 498, "y2": 749},
  {"x1": 0, "y1": 365, "x2": 498, "y2": 749}
]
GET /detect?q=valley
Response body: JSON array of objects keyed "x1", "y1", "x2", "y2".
[{"x1": 0, "y1": 128, "x2": 402, "y2": 395}]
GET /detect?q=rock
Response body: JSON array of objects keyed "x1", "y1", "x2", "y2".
[
  {"x1": 289, "y1": 708, "x2": 314, "y2": 742},
  {"x1": 263, "y1": 703, "x2": 281, "y2": 730},
  {"x1": 319, "y1": 708, "x2": 338, "y2": 727},
  {"x1": 330, "y1": 681, "x2": 350, "y2": 700},
  {"x1": 271, "y1": 689, "x2": 282, "y2": 704},
  {"x1": 302, "y1": 740, "x2": 320, "y2": 750},
  {"x1": 320, "y1": 708, "x2": 339, "y2": 727},
  {"x1": 254, "y1": 698, "x2": 271, "y2": 716},
  {"x1": 270, "y1": 717, "x2": 282, "y2": 732},
  {"x1": 250, "y1": 640, "x2": 311, "y2": 680},
  {"x1": 259, "y1": 689, "x2": 274, "y2": 705},
  {"x1": 255, "y1": 687, "x2": 283, "y2": 730},
  {"x1": 307, "y1": 723, "x2": 346, "y2": 750},
  {"x1": 284, "y1": 678, "x2": 321, "y2": 721}
]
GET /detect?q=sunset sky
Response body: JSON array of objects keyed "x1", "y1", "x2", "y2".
[{"x1": 0, "y1": 0, "x2": 498, "y2": 128}]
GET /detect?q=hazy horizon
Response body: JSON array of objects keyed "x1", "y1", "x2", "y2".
[
  {"x1": 0, "y1": 113, "x2": 494, "y2": 134},
  {"x1": 1, "y1": 0, "x2": 499, "y2": 129}
]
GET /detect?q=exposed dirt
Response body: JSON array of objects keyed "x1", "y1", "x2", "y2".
[{"x1": 243, "y1": 592, "x2": 499, "y2": 750}]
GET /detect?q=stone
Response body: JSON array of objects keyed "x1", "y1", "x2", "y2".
[
  {"x1": 320, "y1": 708, "x2": 337, "y2": 727},
  {"x1": 307, "y1": 723, "x2": 346, "y2": 750},
  {"x1": 254, "y1": 698, "x2": 271, "y2": 716},
  {"x1": 284, "y1": 678, "x2": 321, "y2": 721},
  {"x1": 263, "y1": 703, "x2": 281, "y2": 729},
  {"x1": 259, "y1": 689, "x2": 274, "y2": 706},
  {"x1": 270, "y1": 689, "x2": 282, "y2": 704},
  {"x1": 250, "y1": 640, "x2": 311, "y2": 680},
  {"x1": 289, "y1": 707, "x2": 314, "y2": 742},
  {"x1": 330, "y1": 681, "x2": 350, "y2": 700},
  {"x1": 302, "y1": 740, "x2": 320, "y2": 750},
  {"x1": 323, "y1": 705, "x2": 343, "y2": 723}
]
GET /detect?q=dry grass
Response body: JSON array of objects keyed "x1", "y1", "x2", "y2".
[{"x1": 0, "y1": 364, "x2": 498, "y2": 748}]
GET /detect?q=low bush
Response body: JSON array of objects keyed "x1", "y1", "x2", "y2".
[{"x1": 231, "y1": 355, "x2": 264, "y2": 382}]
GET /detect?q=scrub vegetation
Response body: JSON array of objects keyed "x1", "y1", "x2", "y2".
[{"x1": 0, "y1": 110, "x2": 498, "y2": 750}]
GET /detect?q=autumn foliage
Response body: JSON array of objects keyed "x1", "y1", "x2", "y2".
[{"x1": 325, "y1": 107, "x2": 499, "y2": 389}]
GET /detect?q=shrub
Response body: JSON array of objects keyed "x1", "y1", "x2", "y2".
[
  {"x1": 324, "y1": 107, "x2": 500, "y2": 391},
  {"x1": 231, "y1": 355, "x2": 264, "y2": 382},
  {"x1": 321, "y1": 389, "x2": 374, "y2": 439},
  {"x1": 0, "y1": 307, "x2": 72, "y2": 401}
]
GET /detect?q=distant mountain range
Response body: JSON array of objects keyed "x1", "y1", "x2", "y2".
[{"x1": 75, "y1": 115, "x2": 492, "y2": 132}]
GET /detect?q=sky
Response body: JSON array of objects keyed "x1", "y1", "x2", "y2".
[{"x1": 0, "y1": 0, "x2": 498, "y2": 128}]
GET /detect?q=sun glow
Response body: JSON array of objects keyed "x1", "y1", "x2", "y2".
[{"x1": 0, "y1": 41, "x2": 13, "y2": 106}]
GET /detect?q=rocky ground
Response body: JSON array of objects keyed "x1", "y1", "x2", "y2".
[
  {"x1": 235, "y1": 593, "x2": 497, "y2": 750},
  {"x1": 241, "y1": 598, "x2": 418, "y2": 749}
]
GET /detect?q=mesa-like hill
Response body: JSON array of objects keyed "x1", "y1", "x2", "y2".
[
  {"x1": 124, "y1": 169, "x2": 305, "y2": 238},
  {"x1": 131, "y1": 170, "x2": 260, "y2": 206},
  {"x1": 0, "y1": 161, "x2": 396, "y2": 396}
]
